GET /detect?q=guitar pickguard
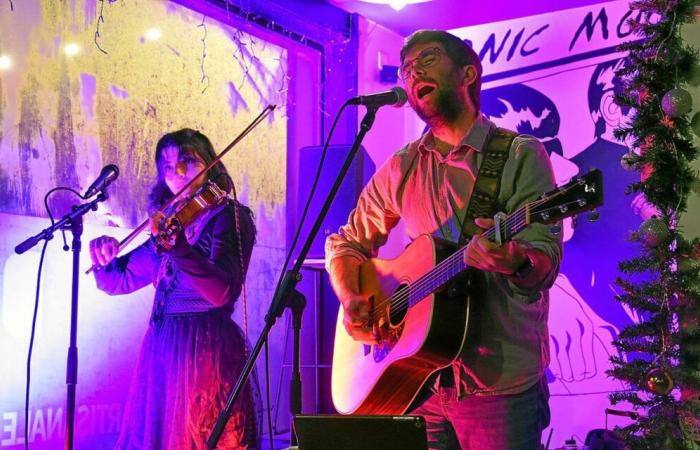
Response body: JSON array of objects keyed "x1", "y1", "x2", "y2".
[{"x1": 371, "y1": 322, "x2": 405, "y2": 362}]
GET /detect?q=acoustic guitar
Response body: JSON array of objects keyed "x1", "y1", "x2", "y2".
[{"x1": 331, "y1": 170, "x2": 603, "y2": 415}]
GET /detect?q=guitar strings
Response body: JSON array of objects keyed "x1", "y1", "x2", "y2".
[
  {"x1": 371, "y1": 198, "x2": 583, "y2": 320},
  {"x1": 370, "y1": 198, "x2": 581, "y2": 322},
  {"x1": 368, "y1": 201, "x2": 556, "y2": 321},
  {"x1": 370, "y1": 204, "x2": 534, "y2": 319},
  {"x1": 368, "y1": 187, "x2": 583, "y2": 323},
  {"x1": 367, "y1": 206, "x2": 527, "y2": 322}
]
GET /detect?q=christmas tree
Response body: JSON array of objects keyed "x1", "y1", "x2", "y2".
[{"x1": 609, "y1": 0, "x2": 700, "y2": 448}]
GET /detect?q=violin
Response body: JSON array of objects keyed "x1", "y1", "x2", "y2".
[
  {"x1": 85, "y1": 104, "x2": 276, "y2": 274},
  {"x1": 151, "y1": 181, "x2": 228, "y2": 251}
]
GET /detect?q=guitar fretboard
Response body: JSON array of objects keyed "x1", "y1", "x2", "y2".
[
  {"x1": 387, "y1": 171, "x2": 601, "y2": 314},
  {"x1": 406, "y1": 255, "x2": 467, "y2": 307},
  {"x1": 401, "y1": 205, "x2": 530, "y2": 308}
]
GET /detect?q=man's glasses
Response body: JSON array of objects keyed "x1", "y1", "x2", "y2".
[{"x1": 398, "y1": 47, "x2": 442, "y2": 82}]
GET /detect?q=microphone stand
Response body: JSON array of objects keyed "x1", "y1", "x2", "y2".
[
  {"x1": 15, "y1": 190, "x2": 109, "y2": 450},
  {"x1": 207, "y1": 105, "x2": 379, "y2": 449}
]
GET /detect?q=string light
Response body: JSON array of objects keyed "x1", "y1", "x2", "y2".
[
  {"x1": 359, "y1": 0, "x2": 431, "y2": 12},
  {"x1": 144, "y1": 27, "x2": 162, "y2": 41},
  {"x1": 64, "y1": 43, "x2": 81, "y2": 57},
  {"x1": 84, "y1": 0, "x2": 340, "y2": 145},
  {"x1": 197, "y1": 15, "x2": 210, "y2": 94},
  {"x1": 0, "y1": 54, "x2": 12, "y2": 70},
  {"x1": 231, "y1": 30, "x2": 252, "y2": 91},
  {"x1": 94, "y1": 0, "x2": 109, "y2": 54}
]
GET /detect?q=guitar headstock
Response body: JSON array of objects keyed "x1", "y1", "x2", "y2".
[{"x1": 529, "y1": 169, "x2": 603, "y2": 225}]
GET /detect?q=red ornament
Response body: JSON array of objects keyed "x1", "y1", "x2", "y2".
[
  {"x1": 635, "y1": 87, "x2": 651, "y2": 105},
  {"x1": 640, "y1": 164, "x2": 654, "y2": 182},
  {"x1": 660, "y1": 115, "x2": 675, "y2": 128},
  {"x1": 638, "y1": 135, "x2": 655, "y2": 154}
]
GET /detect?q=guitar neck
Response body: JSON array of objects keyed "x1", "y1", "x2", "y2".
[
  {"x1": 407, "y1": 204, "x2": 530, "y2": 304},
  {"x1": 398, "y1": 169, "x2": 603, "y2": 308}
]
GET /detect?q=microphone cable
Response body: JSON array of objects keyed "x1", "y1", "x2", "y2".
[
  {"x1": 24, "y1": 186, "x2": 82, "y2": 449},
  {"x1": 263, "y1": 99, "x2": 350, "y2": 446}
]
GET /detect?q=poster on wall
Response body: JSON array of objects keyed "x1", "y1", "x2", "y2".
[
  {"x1": 448, "y1": 0, "x2": 646, "y2": 445},
  {"x1": 0, "y1": 1, "x2": 287, "y2": 448}
]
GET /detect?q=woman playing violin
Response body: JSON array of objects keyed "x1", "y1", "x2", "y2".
[{"x1": 90, "y1": 128, "x2": 259, "y2": 449}]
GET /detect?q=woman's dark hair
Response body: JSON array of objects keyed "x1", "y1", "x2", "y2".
[
  {"x1": 148, "y1": 128, "x2": 234, "y2": 213},
  {"x1": 400, "y1": 29, "x2": 483, "y2": 110}
]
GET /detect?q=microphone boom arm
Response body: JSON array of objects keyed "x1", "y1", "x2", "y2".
[{"x1": 15, "y1": 192, "x2": 108, "y2": 255}]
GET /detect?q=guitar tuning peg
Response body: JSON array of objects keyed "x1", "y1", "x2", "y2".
[
  {"x1": 587, "y1": 209, "x2": 600, "y2": 222},
  {"x1": 549, "y1": 224, "x2": 562, "y2": 235}
]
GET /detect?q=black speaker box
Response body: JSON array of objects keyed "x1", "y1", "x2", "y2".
[
  {"x1": 294, "y1": 415, "x2": 428, "y2": 450},
  {"x1": 296, "y1": 145, "x2": 375, "y2": 259}
]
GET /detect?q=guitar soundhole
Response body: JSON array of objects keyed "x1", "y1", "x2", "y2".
[
  {"x1": 368, "y1": 284, "x2": 409, "y2": 363},
  {"x1": 388, "y1": 284, "x2": 409, "y2": 326}
]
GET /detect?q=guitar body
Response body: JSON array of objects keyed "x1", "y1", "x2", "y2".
[{"x1": 331, "y1": 234, "x2": 470, "y2": 415}]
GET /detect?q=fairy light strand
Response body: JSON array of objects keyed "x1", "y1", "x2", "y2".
[
  {"x1": 198, "y1": 15, "x2": 210, "y2": 94},
  {"x1": 94, "y1": 0, "x2": 110, "y2": 54}
]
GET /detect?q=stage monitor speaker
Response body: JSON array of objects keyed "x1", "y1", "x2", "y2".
[
  {"x1": 296, "y1": 145, "x2": 375, "y2": 260},
  {"x1": 294, "y1": 415, "x2": 428, "y2": 450}
]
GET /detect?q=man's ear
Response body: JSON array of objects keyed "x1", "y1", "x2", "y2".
[{"x1": 462, "y1": 65, "x2": 477, "y2": 87}]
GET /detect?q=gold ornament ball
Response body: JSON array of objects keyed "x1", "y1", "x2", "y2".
[
  {"x1": 638, "y1": 217, "x2": 670, "y2": 248},
  {"x1": 661, "y1": 88, "x2": 693, "y2": 118},
  {"x1": 645, "y1": 368, "x2": 674, "y2": 395},
  {"x1": 621, "y1": 152, "x2": 637, "y2": 171}
]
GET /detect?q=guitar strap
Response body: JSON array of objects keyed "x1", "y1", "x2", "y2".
[
  {"x1": 438, "y1": 127, "x2": 518, "y2": 391},
  {"x1": 456, "y1": 127, "x2": 518, "y2": 247}
]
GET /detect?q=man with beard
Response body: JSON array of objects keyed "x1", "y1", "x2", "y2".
[{"x1": 325, "y1": 30, "x2": 562, "y2": 449}]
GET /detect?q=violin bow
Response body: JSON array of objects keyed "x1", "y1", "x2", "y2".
[{"x1": 86, "y1": 104, "x2": 276, "y2": 274}]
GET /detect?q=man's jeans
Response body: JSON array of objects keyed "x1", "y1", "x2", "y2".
[{"x1": 408, "y1": 376, "x2": 550, "y2": 450}]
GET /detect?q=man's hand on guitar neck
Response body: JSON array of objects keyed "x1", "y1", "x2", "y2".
[
  {"x1": 330, "y1": 256, "x2": 378, "y2": 344},
  {"x1": 464, "y1": 218, "x2": 528, "y2": 274},
  {"x1": 464, "y1": 217, "x2": 552, "y2": 288}
]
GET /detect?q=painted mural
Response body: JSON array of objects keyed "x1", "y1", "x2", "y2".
[
  {"x1": 444, "y1": 0, "x2": 648, "y2": 446},
  {"x1": 0, "y1": 0, "x2": 667, "y2": 448},
  {"x1": 0, "y1": 1, "x2": 287, "y2": 448}
]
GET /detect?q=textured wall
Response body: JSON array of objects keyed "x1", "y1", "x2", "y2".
[{"x1": 0, "y1": 1, "x2": 288, "y2": 448}]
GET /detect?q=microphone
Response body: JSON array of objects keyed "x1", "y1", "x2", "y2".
[
  {"x1": 348, "y1": 86, "x2": 407, "y2": 108},
  {"x1": 84, "y1": 164, "x2": 120, "y2": 198}
]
